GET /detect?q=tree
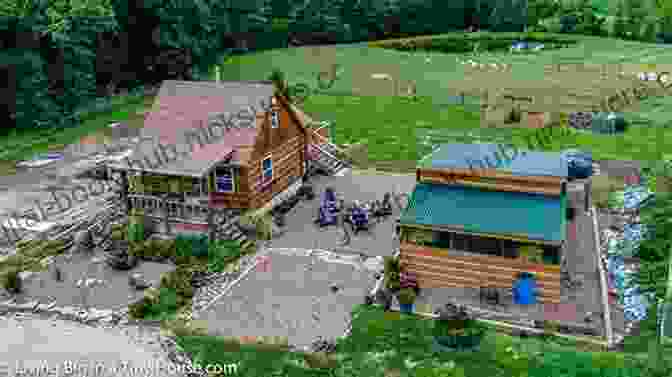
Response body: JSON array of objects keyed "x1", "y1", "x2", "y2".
[
  {"x1": 613, "y1": 0, "x2": 628, "y2": 38},
  {"x1": 526, "y1": 0, "x2": 560, "y2": 30},
  {"x1": 271, "y1": 0, "x2": 291, "y2": 17}
]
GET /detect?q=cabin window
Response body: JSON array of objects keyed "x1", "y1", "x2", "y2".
[
  {"x1": 432, "y1": 231, "x2": 452, "y2": 249},
  {"x1": 271, "y1": 111, "x2": 279, "y2": 128},
  {"x1": 470, "y1": 235, "x2": 501, "y2": 256},
  {"x1": 543, "y1": 246, "x2": 561, "y2": 265},
  {"x1": 215, "y1": 167, "x2": 234, "y2": 192},
  {"x1": 262, "y1": 156, "x2": 273, "y2": 181},
  {"x1": 452, "y1": 233, "x2": 472, "y2": 252}
]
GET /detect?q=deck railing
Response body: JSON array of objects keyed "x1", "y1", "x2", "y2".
[{"x1": 128, "y1": 194, "x2": 210, "y2": 223}]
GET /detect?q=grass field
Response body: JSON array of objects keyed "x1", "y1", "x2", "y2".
[{"x1": 176, "y1": 305, "x2": 654, "y2": 377}]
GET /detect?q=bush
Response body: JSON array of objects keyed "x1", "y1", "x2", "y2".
[
  {"x1": 175, "y1": 234, "x2": 209, "y2": 258},
  {"x1": 1, "y1": 268, "x2": 22, "y2": 293},
  {"x1": 127, "y1": 223, "x2": 144, "y2": 242},
  {"x1": 505, "y1": 107, "x2": 522, "y2": 124},
  {"x1": 159, "y1": 267, "x2": 194, "y2": 301},
  {"x1": 384, "y1": 256, "x2": 401, "y2": 292},
  {"x1": 396, "y1": 287, "x2": 417, "y2": 305},
  {"x1": 208, "y1": 240, "x2": 242, "y2": 272}
]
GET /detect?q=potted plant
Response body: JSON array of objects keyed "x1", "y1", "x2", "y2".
[
  {"x1": 397, "y1": 288, "x2": 416, "y2": 313},
  {"x1": 383, "y1": 256, "x2": 401, "y2": 293},
  {"x1": 433, "y1": 303, "x2": 486, "y2": 351}
]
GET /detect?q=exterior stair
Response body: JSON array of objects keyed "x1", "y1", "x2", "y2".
[
  {"x1": 309, "y1": 143, "x2": 350, "y2": 175},
  {"x1": 216, "y1": 215, "x2": 255, "y2": 251}
]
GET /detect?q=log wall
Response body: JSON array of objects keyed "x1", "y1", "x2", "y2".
[
  {"x1": 400, "y1": 242, "x2": 561, "y2": 304},
  {"x1": 417, "y1": 168, "x2": 563, "y2": 196}
]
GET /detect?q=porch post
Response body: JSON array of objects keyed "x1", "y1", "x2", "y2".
[
  {"x1": 161, "y1": 194, "x2": 170, "y2": 235},
  {"x1": 208, "y1": 207, "x2": 216, "y2": 241},
  {"x1": 120, "y1": 170, "x2": 130, "y2": 216}
]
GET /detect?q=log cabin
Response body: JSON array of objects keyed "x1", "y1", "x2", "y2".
[
  {"x1": 106, "y1": 80, "x2": 344, "y2": 236},
  {"x1": 399, "y1": 143, "x2": 570, "y2": 304}
]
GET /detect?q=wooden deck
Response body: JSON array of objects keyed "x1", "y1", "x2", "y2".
[{"x1": 400, "y1": 242, "x2": 562, "y2": 304}]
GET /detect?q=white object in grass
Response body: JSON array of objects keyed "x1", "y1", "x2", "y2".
[
  {"x1": 108, "y1": 122, "x2": 121, "y2": 128},
  {"x1": 371, "y1": 73, "x2": 391, "y2": 80},
  {"x1": 647, "y1": 72, "x2": 658, "y2": 81}
]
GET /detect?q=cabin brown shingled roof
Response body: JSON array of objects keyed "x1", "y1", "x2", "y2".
[{"x1": 111, "y1": 80, "x2": 278, "y2": 176}]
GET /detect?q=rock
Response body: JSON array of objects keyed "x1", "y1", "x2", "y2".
[
  {"x1": 91, "y1": 256, "x2": 105, "y2": 264},
  {"x1": 73, "y1": 230, "x2": 94, "y2": 253},
  {"x1": 58, "y1": 306, "x2": 78, "y2": 319},
  {"x1": 129, "y1": 273, "x2": 151, "y2": 290},
  {"x1": 18, "y1": 271, "x2": 34, "y2": 282},
  {"x1": 17, "y1": 300, "x2": 38, "y2": 311},
  {"x1": 76, "y1": 310, "x2": 89, "y2": 322}
]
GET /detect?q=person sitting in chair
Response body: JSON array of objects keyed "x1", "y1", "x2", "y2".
[
  {"x1": 350, "y1": 200, "x2": 370, "y2": 234},
  {"x1": 381, "y1": 193, "x2": 394, "y2": 216}
]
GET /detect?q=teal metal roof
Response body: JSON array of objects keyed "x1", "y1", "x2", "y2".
[
  {"x1": 400, "y1": 183, "x2": 566, "y2": 243},
  {"x1": 419, "y1": 143, "x2": 569, "y2": 178}
]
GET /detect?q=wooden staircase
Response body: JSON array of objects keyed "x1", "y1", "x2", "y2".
[
  {"x1": 309, "y1": 143, "x2": 349, "y2": 175},
  {"x1": 214, "y1": 213, "x2": 255, "y2": 251}
]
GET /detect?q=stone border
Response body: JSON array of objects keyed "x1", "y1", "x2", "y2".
[{"x1": 0, "y1": 298, "x2": 129, "y2": 326}]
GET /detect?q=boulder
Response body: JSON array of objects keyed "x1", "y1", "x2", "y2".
[
  {"x1": 73, "y1": 230, "x2": 94, "y2": 253},
  {"x1": 129, "y1": 273, "x2": 151, "y2": 290}
]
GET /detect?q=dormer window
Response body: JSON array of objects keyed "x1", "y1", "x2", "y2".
[{"x1": 271, "y1": 111, "x2": 279, "y2": 128}]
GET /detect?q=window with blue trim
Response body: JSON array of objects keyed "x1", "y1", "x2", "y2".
[
  {"x1": 215, "y1": 167, "x2": 234, "y2": 192},
  {"x1": 262, "y1": 156, "x2": 273, "y2": 182}
]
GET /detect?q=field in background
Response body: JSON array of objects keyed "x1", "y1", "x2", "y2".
[{"x1": 216, "y1": 34, "x2": 672, "y2": 168}]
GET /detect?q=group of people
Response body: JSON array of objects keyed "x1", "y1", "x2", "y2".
[{"x1": 316, "y1": 187, "x2": 395, "y2": 245}]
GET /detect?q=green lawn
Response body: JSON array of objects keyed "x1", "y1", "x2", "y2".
[
  {"x1": 176, "y1": 305, "x2": 649, "y2": 377},
  {"x1": 215, "y1": 33, "x2": 672, "y2": 169}
]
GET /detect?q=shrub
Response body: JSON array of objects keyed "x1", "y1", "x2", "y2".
[
  {"x1": 127, "y1": 223, "x2": 144, "y2": 242},
  {"x1": 396, "y1": 287, "x2": 416, "y2": 305},
  {"x1": 383, "y1": 256, "x2": 401, "y2": 291},
  {"x1": 505, "y1": 106, "x2": 522, "y2": 124},
  {"x1": 160, "y1": 268, "x2": 194, "y2": 300},
  {"x1": 128, "y1": 298, "x2": 149, "y2": 319},
  {"x1": 175, "y1": 234, "x2": 209, "y2": 258},
  {"x1": 208, "y1": 240, "x2": 242, "y2": 272},
  {"x1": 1, "y1": 268, "x2": 22, "y2": 293}
]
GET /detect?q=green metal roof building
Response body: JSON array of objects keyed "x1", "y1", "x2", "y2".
[{"x1": 400, "y1": 182, "x2": 567, "y2": 246}]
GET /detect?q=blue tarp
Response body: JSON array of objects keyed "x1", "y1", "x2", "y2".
[{"x1": 607, "y1": 255, "x2": 651, "y2": 322}]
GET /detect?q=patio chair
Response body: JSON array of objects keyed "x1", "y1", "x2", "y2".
[
  {"x1": 350, "y1": 201, "x2": 370, "y2": 234},
  {"x1": 316, "y1": 205, "x2": 337, "y2": 227}
]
